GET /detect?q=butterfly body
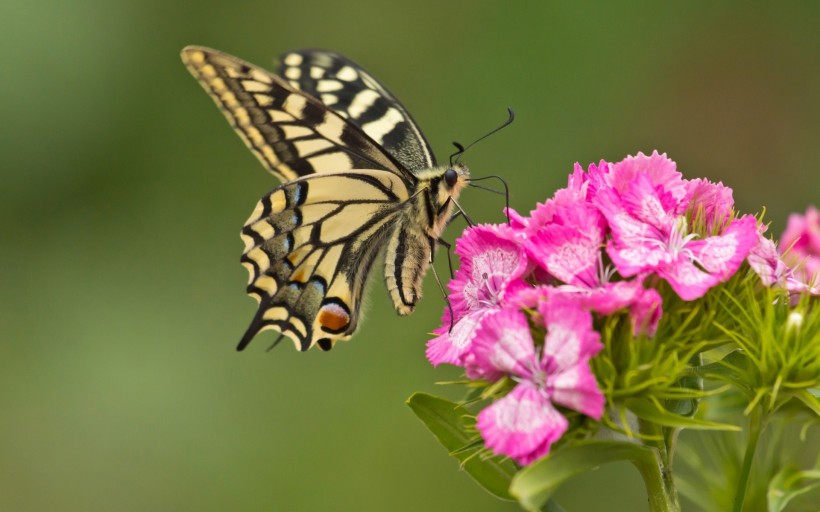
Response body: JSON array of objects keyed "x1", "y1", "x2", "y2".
[{"x1": 181, "y1": 46, "x2": 468, "y2": 351}]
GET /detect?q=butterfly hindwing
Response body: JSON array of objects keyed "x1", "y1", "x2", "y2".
[
  {"x1": 277, "y1": 50, "x2": 437, "y2": 173},
  {"x1": 181, "y1": 46, "x2": 407, "y2": 183},
  {"x1": 239, "y1": 169, "x2": 412, "y2": 351},
  {"x1": 182, "y1": 46, "x2": 473, "y2": 351}
]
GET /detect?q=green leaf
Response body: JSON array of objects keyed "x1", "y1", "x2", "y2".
[
  {"x1": 696, "y1": 349, "x2": 750, "y2": 386},
  {"x1": 406, "y1": 392, "x2": 516, "y2": 501},
  {"x1": 625, "y1": 398, "x2": 741, "y2": 431},
  {"x1": 793, "y1": 389, "x2": 820, "y2": 417},
  {"x1": 768, "y1": 466, "x2": 820, "y2": 512},
  {"x1": 510, "y1": 441, "x2": 659, "y2": 512}
]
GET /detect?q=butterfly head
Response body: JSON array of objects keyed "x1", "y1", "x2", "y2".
[{"x1": 427, "y1": 163, "x2": 470, "y2": 209}]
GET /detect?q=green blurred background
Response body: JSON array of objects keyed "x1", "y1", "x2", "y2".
[{"x1": 2, "y1": 1, "x2": 818, "y2": 510}]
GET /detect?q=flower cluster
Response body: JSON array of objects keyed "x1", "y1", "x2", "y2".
[{"x1": 427, "y1": 151, "x2": 817, "y2": 465}]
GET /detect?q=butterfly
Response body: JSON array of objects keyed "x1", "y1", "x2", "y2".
[{"x1": 180, "y1": 46, "x2": 472, "y2": 352}]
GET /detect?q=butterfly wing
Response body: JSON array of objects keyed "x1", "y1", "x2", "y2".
[
  {"x1": 277, "y1": 50, "x2": 437, "y2": 173},
  {"x1": 181, "y1": 46, "x2": 411, "y2": 184},
  {"x1": 239, "y1": 169, "x2": 412, "y2": 351},
  {"x1": 181, "y1": 46, "x2": 450, "y2": 352}
]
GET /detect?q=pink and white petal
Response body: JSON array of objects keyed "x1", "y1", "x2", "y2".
[
  {"x1": 504, "y1": 207, "x2": 530, "y2": 232},
  {"x1": 539, "y1": 300, "x2": 602, "y2": 370},
  {"x1": 688, "y1": 215, "x2": 758, "y2": 279},
  {"x1": 607, "y1": 238, "x2": 670, "y2": 277},
  {"x1": 687, "y1": 178, "x2": 735, "y2": 229},
  {"x1": 458, "y1": 228, "x2": 529, "y2": 313},
  {"x1": 595, "y1": 188, "x2": 669, "y2": 273},
  {"x1": 468, "y1": 309, "x2": 536, "y2": 379},
  {"x1": 476, "y1": 384, "x2": 567, "y2": 461},
  {"x1": 609, "y1": 151, "x2": 689, "y2": 207},
  {"x1": 748, "y1": 233, "x2": 788, "y2": 287},
  {"x1": 780, "y1": 206, "x2": 820, "y2": 255},
  {"x1": 618, "y1": 173, "x2": 675, "y2": 229},
  {"x1": 549, "y1": 362, "x2": 606, "y2": 419},
  {"x1": 528, "y1": 224, "x2": 601, "y2": 285},
  {"x1": 426, "y1": 309, "x2": 493, "y2": 367},
  {"x1": 515, "y1": 435, "x2": 556, "y2": 466},
  {"x1": 630, "y1": 287, "x2": 663, "y2": 337},
  {"x1": 572, "y1": 280, "x2": 645, "y2": 315},
  {"x1": 657, "y1": 257, "x2": 719, "y2": 301},
  {"x1": 507, "y1": 284, "x2": 552, "y2": 311}
]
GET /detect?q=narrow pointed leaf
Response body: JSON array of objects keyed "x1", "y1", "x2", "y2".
[
  {"x1": 794, "y1": 389, "x2": 820, "y2": 417},
  {"x1": 406, "y1": 392, "x2": 516, "y2": 500},
  {"x1": 768, "y1": 466, "x2": 820, "y2": 512},
  {"x1": 625, "y1": 398, "x2": 741, "y2": 431}
]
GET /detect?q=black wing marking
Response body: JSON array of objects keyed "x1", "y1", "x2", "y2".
[
  {"x1": 181, "y1": 46, "x2": 412, "y2": 184},
  {"x1": 277, "y1": 50, "x2": 437, "y2": 173},
  {"x1": 238, "y1": 169, "x2": 411, "y2": 351}
]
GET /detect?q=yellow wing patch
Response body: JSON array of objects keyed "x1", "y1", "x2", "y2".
[
  {"x1": 180, "y1": 46, "x2": 405, "y2": 184},
  {"x1": 237, "y1": 170, "x2": 411, "y2": 351}
]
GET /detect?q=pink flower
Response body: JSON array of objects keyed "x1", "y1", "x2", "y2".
[
  {"x1": 748, "y1": 232, "x2": 789, "y2": 288},
  {"x1": 523, "y1": 198, "x2": 662, "y2": 335},
  {"x1": 472, "y1": 302, "x2": 604, "y2": 465},
  {"x1": 687, "y1": 178, "x2": 735, "y2": 231},
  {"x1": 504, "y1": 161, "x2": 601, "y2": 238},
  {"x1": 779, "y1": 206, "x2": 820, "y2": 295},
  {"x1": 426, "y1": 225, "x2": 529, "y2": 367},
  {"x1": 594, "y1": 157, "x2": 758, "y2": 300},
  {"x1": 594, "y1": 151, "x2": 690, "y2": 210}
]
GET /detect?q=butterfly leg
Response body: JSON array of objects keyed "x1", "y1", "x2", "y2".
[
  {"x1": 436, "y1": 237, "x2": 455, "y2": 280},
  {"x1": 429, "y1": 237, "x2": 455, "y2": 333},
  {"x1": 450, "y1": 197, "x2": 475, "y2": 227},
  {"x1": 445, "y1": 210, "x2": 462, "y2": 228}
]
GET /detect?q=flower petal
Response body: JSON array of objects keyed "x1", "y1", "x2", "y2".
[
  {"x1": 688, "y1": 215, "x2": 758, "y2": 279},
  {"x1": 526, "y1": 203, "x2": 605, "y2": 286},
  {"x1": 630, "y1": 287, "x2": 663, "y2": 337},
  {"x1": 748, "y1": 232, "x2": 788, "y2": 287},
  {"x1": 426, "y1": 309, "x2": 492, "y2": 367},
  {"x1": 657, "y1": 256, "x2": 719, "y2": 300},
  {"x1": 549, "y1": 363, "x2": 606, "y2": 420},
  {"x1": 476, "y1": 383, "x2": 567, "y2": 463},
  {"x1": 467, "y1": 309, "x2": 536, "y2": 380},
  {"x1": 539, "y1": 300, "x2": 602, "y2": 371}
]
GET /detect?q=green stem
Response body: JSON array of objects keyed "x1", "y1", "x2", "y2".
[
  {"x1": 631, "y1": 450, "x2": 681, "y2": 512},
  {"x1": 732, "y1": 407, "x2": 764, "y2": 512},
  {"x1": 636, "y1": 420, "x2": 681, "y2": 512}
]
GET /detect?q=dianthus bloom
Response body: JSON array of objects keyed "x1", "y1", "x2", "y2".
[
  {"x1": 747, "y1": 206, "x2": 820, "y2": 297},
  {"x1": 426, "y1": 225, "x2": 529, "y2": 367},
  {"x1": 779, "y1": 206, "x2": 820, "y2": 295},
  {"x1": 427, "y1": 151, "x2": 774, "y2": 465},
  {"x1": 471, "y1": 302, "x2": 603, "y2": 464}
]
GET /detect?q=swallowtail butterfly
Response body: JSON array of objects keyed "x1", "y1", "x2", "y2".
[{"x1": 181, "y1": 46, "x2": 469, "y2": 352}]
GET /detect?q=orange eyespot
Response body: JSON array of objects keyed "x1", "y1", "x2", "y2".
[{"x1": 318, "y1": 302, "x2": 350, "y2": 333}]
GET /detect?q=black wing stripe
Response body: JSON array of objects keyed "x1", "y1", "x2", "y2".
[
  {"x1": 277, "y1": 50, "x2": 436, "y2": 172},
  {"x1": 181, "y1": 46, "x2": 412, "y2": 183}
]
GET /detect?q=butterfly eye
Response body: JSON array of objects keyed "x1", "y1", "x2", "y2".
[{"x1": 444, "y1": 168, "x2": 458, "y2": 188}]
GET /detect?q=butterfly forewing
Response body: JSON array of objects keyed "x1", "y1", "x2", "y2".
[
  {"x1": 239, "y1": 170, "x2": 411, "y2": 351},
  {"x1": 181, "y1": 46, "x2": 469, "y2": 352},
  {"x1": 277, "y1": 50, "x2": 437, "y2": 173},
  {"x1": 181, "y1": 46, "x2": 406, "y2": 183}
]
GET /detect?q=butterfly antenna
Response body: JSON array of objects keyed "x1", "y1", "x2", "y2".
[
  {"x1": 468, "y1": 175, "x2": 511, "y2": 226},
  {"x1": 449, "y1": 142, "x2": 465, "y2": 166},
  {"x1": 454, "y1": 107, "x2": 515, "y2": 164}
]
